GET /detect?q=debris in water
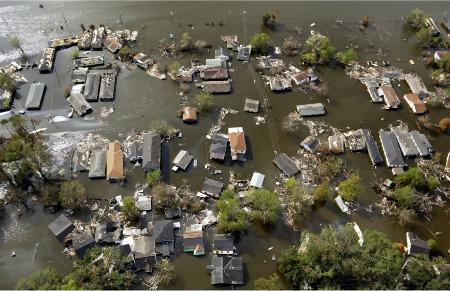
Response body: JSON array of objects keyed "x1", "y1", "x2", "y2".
[{"x1": 11, "y1": 251, "x2": 16, "y2": 257}]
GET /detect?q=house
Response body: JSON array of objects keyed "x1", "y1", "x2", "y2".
[
  {"x1": 74, "y1": 56, "x2": 104, "y2": 67},
  {"x1": 142, "y1": 132, "x2": 161, "y2": 172},
  {"x1": 433, "y1": 50, "x2": 450, "y2": 62},
  {"x1": 345, "y1": 129, "x2": 366, "y2": 152},
  {"x1": 296, "y1": 103, "x2": 325, "y2": 117},
  {"x1": 301, "y1": 135, "x2": 320, "y2": 153},
  {"x1": 249, "y1": 172, "x2": 265, "y2": 188},
  {"x1": 362, "y1": 129, "x2": 383, "y2": 166},
  {"x1": 409, "y1": 130, "x2": 434, "y2": 157},
  {"x1": 205, "y1": 59, "x2": 226, "y2": 69},
  {"x1": 203, "y1": 81, "x2": 231, "y2": 93},
  {"x1": 328, "y1": 134, "x2": 345, "y2": 153},
  {"x1": 406, "y1": 232, "x2": 430, "y2": 256},
  {"x1": 404, "y1": 74, "x2": 429, "y2": 98},
  {"x1": 88, "y1": 149, "x2": 107, "y2": 179},
  {"x1": 25, "y1": 82, "x2": 46, "y2": 109},
  {"x1": 94, "y1": 221, "x2": 121, "y2": 244},
  {"x1": 272, "y1": 153, "x2": 300, "y2": 177},
  {"x1": 0, "y1": 88, "x2": 13, "y2": 111},
  {"x1": 90, "y1": 27, "x2": 105, "y2": 49},
  {"x1": 164, "y1": 207, "x2": 182, "y2": 219},
  {"x1": 172, "y1": 150, "x2": 193, "y2": 171},
  {"x1": 362, "y1": 79, "x2": 383, "y2": 103},
  {"x1": 48, "y1": 36, "x2": 78, "y2": 49},
  {"x1": 48, "y1": 214, "x2": 75, "y2": 243},
  {"x1": 269, "y1": 77, "x2": 292, "y2": 91},
  {"x1": 133, "y1": 53, "x2": 154, "y2": 69},
  {"x1": 129, "y1": 141, "x2": 142, "y2": 163},
  {"x1": 237, "y1": 45, "x2": 251, "y2": 61},
  {"x1": 67, "y1": 93, "x2": 92, "y2": 116},
  {"x1": 83, "y1": 73, "x2": 101, "y2": 102},
  {"x1": 207, "y1": 255, "x2": 244, "y2": 285},
  {"x1": 137, "y1": 196, "x2": 152, "y2": 211},
  {"x1": 38, "y1": 48, "x2": 55, "y2": 73},
  {"x1": 72, "y1": 67, "x2": 88, "y2": 84},
  {"x1": 153, "y1": 220, "x2": 175, "y2": 257},
  {"x1": 377, "y1": 85, "x2": 400, "y2": 109},
  {"x1": 243, "y1": 98, "x2": 259, "y2": 113},
  {"x1": 72, "y1": 149, "x2": 90, "y2": 172},
  {"x1": 202, "y1": 178, "x2": 224, "y2": 198},
  {"x1": 212, "y1": 234, "x2": 235, "y2": 255},
  {"x1": 209, "y1": 133, "x2": 228, "y2": 160},
  {"x1": 103, "y1": 36, "x2": 123, "y2": 53},
  {"x1": 133, "y1": 236, "x2": 157, "y2": 272},
  {"x1": 403, "y1": 93, "x2": 427, "y2": 114},
  {"x1": 379, "y1": 129, "x2": 406, "y2": 168},
  {"x1": 99, "y1": 71, "x2": 117, "y2": 101},
  {"x1": 291, "y1": 72, "x2": 310, "y2": 85},
  {"x1": 392, "y1": 126, "x2": 419, "y2": 157},
  {"x1": 73, "y1": 231, "x2": 95, "y2": 258},
  {"x1": 106, "y1": 141, "x2": 124, "y2": 181},
  {"x1": 228, "y1": 127, "x2": 247, "y2": 161},
  {"x1": 200, "y1": 67, "x2": 229, "y2": 80},
  {"x1": 215, "y1": 47, "x2": 229, "y2": 61},
  {"x1": 182, "y1": 106, "x2": 197, "y2": 122},
  {"x1": 78, "y1": 31, "x2": 92, "y2": 50},
  {"x1": 183, "y1": 224, "x2": 205, "y2": 256}
]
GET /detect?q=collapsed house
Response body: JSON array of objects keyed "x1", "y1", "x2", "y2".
[
  {"x1": 207, "y1": 255, "x2": 244, "y2": 285},
  {"x1": 103, "y1": 35, "x2": 123, "y2": 53},
  {"x1": 209, "y1": 133, "x2": 229, "y2": 160},
  {"x1": 72, "y1": 67, "x2": 88, "y2": 84},
  {"x1": 91, "y1": 27, "x2": 105, "y2": 49},
  {"x1": 48, "y1": 214, "x2": 75, "y2": 243},
  {"x1": 272, "y1": 153, "x2": 300, "y2": 177},
  {"x1": 300, "y1": 135, "x2": 320, "y2": 153},
  {"x1": 99, "y1": 71, "x2": 117, "y2": 101},
  {"x1": 38, "y1": 47, "x2": 55, "y2": 73},
  {"x1": 361, "y1": 79, "x2": 383, "y2": 103},
  {"x1": 404, "y1": 74, "x2": 429, "y2": 98},
  {"x1": 377, "y1": 85, "x2": 400, "y2": 109},
  {"x1": 172, "y1": 150, "x2": 193, "y2": 171},
  {"x1": 67, "y1": 93, "x2": 92, "y2": 116},
  {"x1": 88, "y1": 149, "x2": 107, "y2": 179},
  {"x1": 106, "y1": 141, "x2": 124, "y2": 181},
  {"x1": 228, "y1": 127, "x2": 247, "y2": 161},
  {"x1": 345, "y1": 129, "x2": 366, "y2": 152},
  {"x1": 142, "y1": 132, "x2": 161, "y2": 172},
  {"x1": 403, "y1": 93, "x2": 427, "y2": 114},
  {"x1": 48, "y1": 36, "x2": 78, "y2": 49},
  {"x1": 74, "y1": 56, "x2": 104, "y2": 67},
  {"x1": 328, "y1": 134, "x2": 345, "y2": 154},
  {"x1": 183, "y1": 224, "x2": 205, "y2": 256},
  {"x1": 296, "y1": 103, "x2": 325, "y2": 117},
  {"x1": 133, "y1": 53, "x2": 154, "y2": 70},
  {"x1": 72, "y1": 148, "x2": 90, "y2": 172},
  {"x1": 73, "y1": 230, "x2": 95, "y2": 258},
  {"x1": 83, "y1": 72, "x2": 101, "y2": 101},
  {"x1": 269, "y1": 77, "x2": 292, "y2": 91},
  {"x1": 203, "y1": 81, "x2": 231, "y2": 94},
  {"x1": 379, "y1": 129, "x2": 406, "y2": 168},
  {"x1": 94, "y1": 221, "x2": 121, "y2": 244},
  {"x1": 243, "y1": 98, "x2": 259, "y2": 113},
  {"x1": 202, "y1": 178, "x2": 224, "y2": 198},
  {"x1": 25, "y1": 82, "x2": 46, "y2": 110},
  {"x1": 78, "y1": 31, "x2": 93, "y2": 50}
]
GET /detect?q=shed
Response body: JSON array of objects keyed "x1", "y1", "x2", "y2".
[
  {"x1": 404, "y1": 74, "x2": 429, "y2": 98},
  {"x1": 361, "y1": 129, "x2": 383, "y2": 166},
  {"x1": 133, "y1": 236, "x2": 157, "y2": 272},
  {"x1": 137, "y1": 196, "x2": 152, "y2": 211},
  {"x1": 212, "y1": 234, "x2": 235, "y2": 255},
  {"x1": 129, "y1": 141, "x2": 143, "y2": 163},
  {"x1": 106, "y1": 141, "x2": 124, "y2": 180},
  {"x1": 72, "y1": 67, "x2": 88, "y2": 84},
  {"x1": 99, "y1": 71, "x2": 117, "y2": 101},
  {"x1": 269, "y1": 78, "x2": 292, "y2": 91},
  {"x1": 249, "y1": 172, "x2": 265, "y2": 188},
  {"x1": 237, "y1": 45, "x2": 251, "y2": 61},
  {"x1": 379, "y1": 129, "x2": 406, "y2": 168},
  {"x1": 142, "y1": 132, "x2": 161, "y2": 172},
  {"x1": 88, "y1": 149, "x2": 107, "y2": 178},
  {"x1": 48, "y1": 214, "x2": 75, "y2": 242},
  {"x1": 172, "y1": 150, "x2": 193, "y2": 171},
  {"x1": 392, "y1": 126, "x2": 419, "y2": 157},
  {"x1": 38, "y1": 48, "x2": 55, "y2": 73},
  {"x1": 133, "y1": 53, "x2": 154, "y2": 69},
  {"x1": 25, "y1": 82, "x2": 46, "y2": 109},
  {"x1": 409, "y1": 131, "x2": 434, "y2": 157},
  {"x1": 203, "y1": 81, "x2": 231, "y2": 93},
  {"x1": 272, "y1": 153, "x2": 300, "y2": 177},
  {"x1": 406, "y1": 232, "x2": 430, "y2": 256},
  {"x1": 377, "y1": 85, "x2": 400, "y2": 109},
  {"x1": 328, "y1": 134, "x2": 345, "y2": 153},
  {"x1": 243, "y1": 98, "x2": 259, "y2": 113},
  {"x1": 207, "y1": 256, "x2": 244, "y2": 285},
  {"x1": 403, "y1": 93, "x2": 427, "y2": 114},
  {"x1": 228, "y1": 127, "x2": 247, "y2": 161},
  {"x1": 73, "y1": 231, "x2": 95, "y2": 258},
  {"x1": 201, "y1": 67, "x2": 228, "y2": 80},
  {"x1": 202, "y1": 179, "x2": 224, "y2": 198},
  {"x1": 209, "y1": 133, "x2": 228, "y2": 160},
  {"x1": 296, "y1": 103, "x2": 325, "y2": 117},
  {"x1": 67, "y1": 93, "x2": 92, "y2": 116},
  {"x1": 182, "y1": 106, "x2": 197, "y2": 122},
  {"x1": 183, "y1": 224, "x2": 205, "y2": 256},
  {"x1": 300, "y1": 136, "x2": 320, "y2": 153},
  {"x1": 153, "y1": 220, "x2": 175, "y2": 257}
]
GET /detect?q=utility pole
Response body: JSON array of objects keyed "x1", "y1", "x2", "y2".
[
  {"x1": 242, "y1": 10, "x2": 247, "y2": 45},
  {"x1": 62, "y1": 12, "x2": 68, "y2": 31}
]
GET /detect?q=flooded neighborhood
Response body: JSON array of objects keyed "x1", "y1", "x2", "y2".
[{"x1": 0, "y1": 1, "x2": 449, "y2": 290}]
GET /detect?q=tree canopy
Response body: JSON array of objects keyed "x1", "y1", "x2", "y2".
[
  {"x1": 216, "y1": 189, "x2": 247, "y2": 233},
  {"x1": 195, "y1": 92, "x2": 214, "y2": 112},
  {"x1": 59, "y1": 180, "x2": 86, "y2": 210},
  {"x1": 301, "y1": 32, "x2": 336, "y2": 64},
  {"x1": 336, "y1": 48, "x2": 357, "y2": 65},
  {"x1": 246, "y1": 188, "x2": 281, "y2": 225},
  {"x1": 250, "y1": 33, "x2": 271, "y2": 55},
  {"x1": 338, "y1": 173, "x2": 364, "y2": 201},
  {"x1": 122, "y1": 196, "x2": 139, "y2": 223}
]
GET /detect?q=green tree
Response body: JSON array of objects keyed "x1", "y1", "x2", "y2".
[
  {"x1": 336, "y1": 48, "x2": 357, "y2": 64},
  {"x1": 318, "y1": 156, "x2": 345, "y2": 179},
  {"x1": 155, "y1": 258, "x2": 176, "y2": 286},
  {"x1": 146, "y1": 169, "x2": 161, "y2": 186},
  {"x1": 10, "y1": 36, "x2": 24, "y2": 54},
  {"x1": 150, "y1": 119, "x2": 175, "y2": 137},
  {"x1": 59, "y1": 180, "x2": 86, "y2": 210},
  {"x1": 71, "y1": 48, "x2": 79, "y2": 60},
  {"x1": 122, "y1": 196, "x2": 139, "y2": 223},
  {"x1": 195, "y1": 92, "x2": 214, "y2": 112},
  {"x1": 407, "y1": 8, "x2": 426, "y2": 30},
  {"x1": 400, "y1": 255, "x2": 450, "y2": 289},
  {"x1": 246, "y1": 188, "x2": 281, "y2": 225},
  {"x1": 314, "y1": 180, "x2": 330, "y2": 202},
  {"x1": 262, "y1": 11, "x2": 278, "y2": 26},
  {"x1": 179, "y1": 32, "x2": 193, "y2": 51},
  {"x1": 250, "y1": 33, "x2": 271, "y2": 55},
  {"x1": 338, "y1": 173, "x2": 363, "y2": 201},
  {"x1": 393, "y1": 185, "x2": 414, "y2": 209},
  {"x1": 437, "y1": 54, "x2": 450, "y2": 73},
  {"x1": 118, "y1": 45, "x2": 131, "y2": 60},
  {"x1": 302, "y1": 32, "x2": 336, "y2": 64},
  {"x1": 15, "y1": 267, "x2": 63, "y2": 290},
  {"x1": 284, "y1": 177, "x2": 314, "y2": 218},
  {"x1": 0, "y1": 73, "x2": 17, "y2": 91},
  {"x1": 167, "y1": 61, "x2": 181, "y2": 76},
  {"x1": 254, "y1": 273, "x2": 281, "y2": 290},
  {"x1": 216, "y1": 189, "x2": 247, "y2": 233},
  {"x1": 395, "y1": 167, "x2": 439, "y2": 192},
  {"x1": 416, "y1": 27, "x2": 441, "y2": 47}
]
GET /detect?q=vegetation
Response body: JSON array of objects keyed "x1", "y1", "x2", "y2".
[
  {"x1": 10, "y1": 36, "x2": 24, "y2": 54},
  {"x1": 436, "y1": 55, "x2": 450, "y2": 73},
  {"x1": 254, "y1": 273, "x2": 281, "y2": 290},
  {"x1": 314, "y1": 180, "x2": 330, "y2": 202},
  {"x1": 63, "y1": 85, "x2": 71, "y2": 97},
  {"x1": 151, "y1": 183, "x2": 177, "y2": 210},
  {"x1": 262, "y1": 11, "x2": 278, "y2": 27},
  {"x1": 122, "y1": 196, "x2": 139, "y2": 223},
  {"x1": 338, "y1": 173, "x2": 364, "y2": 201},
  {"x1": 427, "y1": 239, "x2": 438, "y2": 251},
  {"x1": 71, "y1": 48, "x2": 79, "y2": 60},
  {"x1": 301, "y1": 32, "x2": 336, "y2": 65},
  {"x1": 438, "y1": 117, "x2": 450, "y2": 132},
  {"x1": 283, "y1": 177, "x2": 315, "y2": 219},
  {"x1": 407, "y1": 8, "x2": 426, "y2": 30},
  {"x1": 118, "y1": 45, "x2": 132, "y2": 61},
  {"x1": 245, "y1": 188, "x2": 281, "y2": 225},
  {"x1": 401, "y1": 255, "x2": 450, "y2": 289},
  {"x1": 59, "y1": 180, "x2": 86, "y2": 210},
  {"x1": 395, "y1": 167, "x2": 440, "y2": 192},
  {"x1": 155, "y1": 258, "x2": 177, "y2": 286},
  {"x1": 15, "y1": 267, "x2": 63, "y2": 290},
  {"x1": 0, "y1": 73, "x2": 17, "y2": 91},
  {"x1": 393, "y1": 185, "x2": 414, "y2": 209},
  {"x1": 406, "y1": 9, "x2": 442, "y2": 47},
  {"x1": 281, "y1": 111, "x2": 301, "y2": 133},
  {"x1": 167, "y1": 61, "x2": 181, "y2": 76},
  {"x1": 336, "y1": 48, "x2": 357, "y2": 64},
  {"x1": 318, "y1": 155, "x2": 345, "y2": 180},
  {"x1": 216, "y1": 189, "x2": 247, "y2": 233},
  {"x1": 195, "y1": 92, "x2": 214, "y2": 112},
  {"x1": 250, "y1": 33, "x2": 271, "y2": 55},
  {"x1": 179, "y1": 32, "x2": 193, "y2": 51},
  {"x1": 146, "y1": 169, "x2": 161, "y2": 186},
  {"x1": 150, "y1": 119, "x2": 176, "y2": 137},
  {"x1": 281, "y1": 36, "x2": 298, "y2": 56}
]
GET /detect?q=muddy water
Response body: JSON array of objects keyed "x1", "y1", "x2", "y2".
[{"x1": 0, "y1": 1, "x2": 449, "y2": 289}]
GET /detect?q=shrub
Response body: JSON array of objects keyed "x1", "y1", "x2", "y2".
[
  {"x1": 246, "y1": 188, "x2": 281, "y2": 225},
  {"x1": 196, "y1": 92, "x2": 214, "y2": 112},
  {"x1": 336, "y1": 48, "x2": 357, "y2": 64},
  {"x1": 59, "y1": 180, "x2": 86, "y2": 210},
  {"x1": 217, "y1": 189, "x2": 247, "y2": 233},
  {"x1": 146, "y1": 169, "x2": 161, "y2": 186},
  {"x1": 338, "y1": 173, "x2": 364, "y2": 201},
  {"x1": 407, "y1": 8, "x2": 426, "y2": 30},
  {"x1": 122, "y1": 196, "x2": 139, "y2": 223},
  {"x1": 250, "y1": 33, "x2": 271, "y2": 55},
  {"x1": 393, "y1": 185, "x2": 414, "y2": 209},
  {"x1": 427, "y1": 239, "x2": 438, "y2": 251},
  {"x1": 71, "y1": 48, "x2": 79, "y2": 60}
]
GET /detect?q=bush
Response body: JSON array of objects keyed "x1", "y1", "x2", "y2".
[
  {"x1": 336, "y1": 48, "x2": 357, "y2": 64},
  {"x1": 302, "y1": 32, "x2": 336, "y2": 64},
  {"x1": 179, "y1": 32, "x2": 193, "y2": 51},
  {"x1": 284, "y1": 177, "x2": 315, "y2": 218},
  {"x1": 217, "y1": 189, "x2": 247, "y2": 233},
  {"x1": 59, "y1": 180, "x2": 86, "y2": 210},
  {"x1": 152, "y1": 183, "x2": 177, "y2": 209},
  {"x1": 196, "y1": 92, "x2": 214, "y2": 112},
  {"x1": 150, "y1": 120, "x2": 174, "y2": 137},
  {"x1": 437, "y1": 55, "x2": 450, "y2": 73},
  {"x1": 250, "y1": 33, "x2": 271, "y2": 55},
  {"x1": 318, "y1": 156, "x2": 345, "y2": 179},
  {"x1": 407, "y1": 8, "x2": 426, "y2": 30},
  {"x1": 427, "y1": 239, "x2": 438, "y2": 251},
  {"x1": 438, "y1": 117, "x2": 450, "y2": 132},
  {"x1": 71, "y1": 48, "x2": 79, "y2": 60},
  {"x1": 262, "y1": 11, "x2": 278, "y2": 26},
  {"x1": 15, "y1": 267, "x2": 63, "y2": 289},
  {"x1": 314, "y1": 180, "x2": 330, "y2": 202},
  {"x1": 0, "y1": 73, "x2": 17, "y2": 91},
  {"x1": 393, "y1": 185, "x2": 414, "y2": 209},
  {"x1": 167, "y1": 61, "x2": 181, "y2": 76},
  {"x1": 155, "y1": 258, "x2": 176, "y2": 286},
  {"x1": 338, "y1": 173, "x2": 363, "y2": 201},
  {"x1": 254, "y1": 273, "x2": 280, "y2": 290},
  {"x1": 395, "y1": 167, "x2": 439, "y2": 192},
  {"x1": 118, "y1": 46, "x2": 131, "y2": 61},
  {"x1": 122, "y1": 196, "x2": 139, "y2": 223},
  {"x1": 146, "y1": 169, "x2": 161, "y2": 186},
  {"x1": 246, "y1": 188, "x2": 281, "y2": 225}
]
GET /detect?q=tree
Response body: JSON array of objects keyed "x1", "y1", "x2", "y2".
[
  {"x1": 437, "y1": 55, "x2": 450, "y2": 73},
  {"x1": 395, "y1": 167, "x2": 439, "y2": 192},
  {"x1": 10, "y1": 36, "x2": 24, "y2": 54},
  {"x1": 0, "y1": 73, "x2": 17, "y2": 91},
  {"x1": 438, "y1": 117, "x2": 450, "y2": 132},
  {"x1": 59, "y1": 180, "x2": 86, "y2": 210},
  {"x1": 146, "y1": 169, "x2": 161, "y2": 186},
  {"x1": 314, "y1": 180, "x2": 330, "y2": 202},
  {"x1": 71, "y1": 48, "x2": 79, "y2": 60},
  {"x1": 416, "y1": 27, "x2": 441, "y2": 47},
  {"x1": 216, "y1": 189, "x2": 247, "y2": 233},
  {"x1": 301, "y1": 32, "x2": 336, "y2": 64},
  {"x1": 336, "y1": 48, "x2": 357, "y2": 65},
  {"x1": 254, "y1": 273, "x2": 281, "y2": 290},
  {"x1": 122, "y1": 196, "x2": 139, "y2": 223},
  {"x1": 262, "y1": 11, "x2": 278, "y2": 26},
  {"x1": 151, "y1": 183, "x2": 177, "y2": 209},
  {"x1": 167, "y1": 61, "x2": 181, "y2": 76},
  {"x1": 15, "y1": 267, "x2": 63, "y2": 290},
  {"x1": 250, "y1": 33, "x2": 271, "y2": 55},
  {"x1": 179, "y1": 32, "x2": 193, "y2": 51},
  {"x1": 246, "y1": 188, "x2": 281, "y2": 225},
  {"x1": 393, "y1": 185, "x2": 414, "y2": 209},
  {"x1": 118, "y1": 46, "x2": 131, "y2": 60},
  {"x1": 155, "y1": 258, "x2": 176, "y2": 286},
  {"x1": 338, "y1": 173, "x2": 363, "y2": 201},
  {"x1": 195, "y1": 92, "x2": 214, "y2": 112},
  {"x1": 400, "y1": 255, "x2": 450, "y2": 290},
  {"x1": 283, "y1": 177, "x2": 314, "y2": 218},
  {"x1": 150, "y1": 120, "x2": 175, "y2": 138},
  {"x1": 407, "y1": 8, "x2": 426, "y2": 30}
]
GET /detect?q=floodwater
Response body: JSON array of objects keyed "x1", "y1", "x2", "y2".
[{"x1": 0, "y1": 1, "x2": 449, "y2": 289}]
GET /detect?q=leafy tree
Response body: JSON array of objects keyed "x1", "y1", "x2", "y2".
[
  {"x1": 195, "y1": 92, "x2": 214, "y2": 112},
  {"x1": 393, "y1": 185, "x2": 414, "y2": 209},
  {"x1": 179, "y1": 32, "x2": 193, "y2": 51},
  {"x1": 0, "y1": 73, "x2": 17, "y2": 91},
  {"x1": 262, "y1": 11, "x2": 278, "y2": 26},
  {"x1": 400, "y1": 255, "x2": 450, "y2": 290},
  {"x1": 302, "y1": 32, "x2": 336, "y2": 64},
  {"x1": 151, "y1": 183, "x2": 177, "y2": 209},
  {"x1": 150, "y1": 120, "x2": 175, "y2": 137},
  {"x1": 155, "y1": 258, "x2": 176, "y2": 286},
  {"x1": 10, "y1": 36, "x2": 24, "y2": 54},
  {"x1": 254, "y1": 273, "x2": 281, "y2": 290},
  {"x1": 167, "y1": 61, "x2": 181, "y2": 76},
  {"x1": 71, "y1": 48, "x2": 79, "y2": 60},
  {"x1": 122, "y1": 196, "x2": 139, "y2": 223},
  {"x1": 146, "y1": 169, "x2": 161, "y2": 186},
  {"x1": 118, "y1": 46, "x2": 131, "y2": 60},
  {"x1": 437, "y1": 55, "x2": 450, "y2": 73},
  {"x1": 250, "y1": 33, "x2": 271, "y2": 55},
  {"x1": 416, "y1": 27, "x2": 441, "y2": 47},
  {"x1": 318, "y1": 156, "x2": 345, "y2": 179},
  {"x1": 336, "y1": 48, "x2": 357, "y2": 64},
  {"x1": 15, "y1": 267, "x2": 63, "y2": 290},
  {"x1": 283, "y1": 177, "x2": 314, "y2": 218},
  {"x1": 395, "y1": 167, "x2": 439, "y2": 192},
  {"x1": 427, "y1": 239, "x2": 438, "y2": 251},
  {"x1": 216, "y1": 189, "x2": 247, "y2": 233},
  {"x1": 59, "y1": 180, "x2": 86, "y2": 210},
  {"x1": 314, "y1": 180, "x2": 330, "y2": 202},
  {"x1": 246, "y1": 188, "x2": 281, "y2": 225},
  {"x1": 338, "y1": 173, "x2": 363, "y2": 201},
  {"x1": 407, "y1": 8, "x2": 426, "y2": 30}
]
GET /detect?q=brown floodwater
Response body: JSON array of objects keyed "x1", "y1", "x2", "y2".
[{"x1": 0, "y1": 1, "x2": 449, "y2": 289}]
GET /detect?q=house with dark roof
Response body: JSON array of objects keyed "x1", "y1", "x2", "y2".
[
  {"x1": 129, "y1": 141, "x2": 143, "y2": 163},
  {"x1": 212, "y1": 234, "x2": 235, "y2": 255},
  {"x1": 202, "y1": 179, "x2": 224, "y2": 198},
  {"x1": 153, "y1": 220, "x2": 175, "y2": 257},
  {"x1": 48, "y1": 214, "x2": 75, "y2": 243},
  {"x1": 73, "y1": 230, "x2": 95, "y2": 258},
  {"x1": 272, "y1": 153, "x2": 300, "y2": 177},
  {"x1": 410, "y1": 130, "x2": 434, "y2": 157},
  {"x1": 207, "y1": 255, "x2": 244, "y2": 285},
  {"x1": 142, "y1": 132, "x2": 161, "y2": 172},
  {"x1": 25, "y1": 82, "x2": 46, "y2": 110},
  {"x1": 406, "y1": 232, "x2": 430, "y2": 256},
  {"x1": 183, "y1": 224, "x2": 205, "y2": 256},
  {"x1": 361, "y1": 129, "x2": 383, "y2": 166},
  {"x1": 379, "y1": 129, "x2": 406, "y2": 168},
  {"x1": 209, "y1": 133, "x2": 228, "y2": 160},
  {"x1": 133, "y1": 236, "x2": 157, "y2": 272},
  {"x1": 88, "y1": 149, "x2": 107, "y2": 179},
  {"x1": 392, "y1": 126, "x2": 419, "y2": 157},
  {"x1": 83, "y1": 73, "x2": 101, "y2": 102}
]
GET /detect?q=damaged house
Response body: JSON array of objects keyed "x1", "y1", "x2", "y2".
[
  {"x1": 237, "y1": 45, "x2": 251, "y2": 61},
  {"x1": 103, "y1": 35, "x2": 123, "y2": 53},
  {"x1": 99, "y1": 71, "x2": 117, "y2": 101},
  {"x1": 48, "y1": 214, "x2": 75, "y2": 243},
  {"x1": 106, "y1": 141, "x2": 124, "y2": 181},
  {"x1": 73, "y1": 230, "x2": 95, "y2": 258},
  {"x1": 172, "y1": 150, "x2": 193, "y2": 172},
  {"x1": 142, "y1": 132, "x2": 161, "y2": 172},
  {"x1": 74, "y1": 56, "x2": 104, "y2": 67},
  {"x1": 269, "y1": 77, "x2": 292, "y2": 91},
  {"x1": 83, "y1": 72, "x2": 101, "y2": 101},
  {"x1": 78, "y1": 31, "x2": 92, "y2": 50},
  {"x1": 183, "y1": 224, "x2": 205, "y2": 256},
  {"x1": 38, "y1": 48, "x2": 55, "y2": 73},
  {"x1": 203, "y1": 81, "x2": 231, "y2": 94},
  {"x1": 153, "y1": 220, "x2": 175, "y2": 257},
  {"x1": 94, "y1": 221, "x2": 121, "y2": 244},
  {"x1": 133, "y1": 53, "x2": 154, "y2": 70},
  {"x1": 72, "y1": 67, "x2": 88, "y2": 84},
  {"x1": 403, "y1": 93, "x2": 427, "y2": 114},
  {"x1": 90, "y1": 27, "x2": 105, "y2": 49},
  {"x1": 228, "y1": 127, "x2": 247, "y2": 161},
  {"x1": 67, "y1": 93, "x2": 92, "y2": 116},
  {"x1": 272, "y1": 153, "x2": 300, "y2": 177},
  {"x1": 244, "y1": 98, "x2": 259, "y2": 113},
  {"x1": 377, "y1": 85, "x2": 400, "y2": 109},
  {"x1": 209, "y1": 133, "x2": 229, "y2": 160},
  {"x1": 182, "y1": 106, "x2": 197, "y2": 123},
  {"x1": 202, "y1": 178, "x2": 224, "y2": 198},
  {"x1": 200, "y1": 67, "x2": 229, "y2": 80},
  {"x1": 404, "y1": 74, "x2": 429, "y2": 98},
  {"x1": 361, "y1": 79, "x2": 383, "y2": 103}
]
